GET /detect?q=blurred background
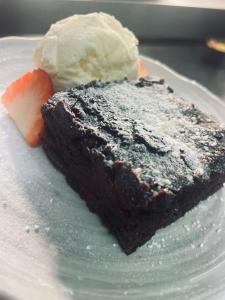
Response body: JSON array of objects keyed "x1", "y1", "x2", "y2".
[{"x1": 1, "y1": 0, "x2": 225, "y2": 98}]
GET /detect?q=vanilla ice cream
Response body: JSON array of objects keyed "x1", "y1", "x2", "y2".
[{"x1": 33, "y1": 12, "x2": 139, "y2": 91}]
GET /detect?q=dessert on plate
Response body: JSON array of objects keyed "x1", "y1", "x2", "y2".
[
  {"x1": 42, "y1": 78, "x2": 225, "y2": 254},
  {"x1": 2, "y1": 12, "x2": 225, "y2": 254}
]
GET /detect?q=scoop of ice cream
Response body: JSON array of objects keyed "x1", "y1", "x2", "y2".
[{"x1": 33, "y1": 12, "x2": 139, "y2": 91}]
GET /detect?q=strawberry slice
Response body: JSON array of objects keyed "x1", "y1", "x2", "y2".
[
  {"x1": 138, "y1": 59, "x2": 148, "y2": 78},
  {"x1": 2, "y1": 69, "x2": 53, "y2": 147}
]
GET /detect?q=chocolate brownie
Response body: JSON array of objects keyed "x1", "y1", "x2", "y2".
[{"x1": 41, "y1": 78, "x2": 225, "y2": 254}]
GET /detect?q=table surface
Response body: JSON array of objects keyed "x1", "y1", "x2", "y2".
[{"x1": 140, "y1": 43, "x2": 225, "y2": 101}]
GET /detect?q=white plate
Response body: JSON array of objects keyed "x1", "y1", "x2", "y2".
[{"x1": 1, "y1": 37, "x2": 225, "y2": 300}]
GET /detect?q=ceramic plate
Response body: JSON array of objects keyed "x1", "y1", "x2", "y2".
[{"x1": 1, "y1": 37, "x2": 225, "y2": 300}]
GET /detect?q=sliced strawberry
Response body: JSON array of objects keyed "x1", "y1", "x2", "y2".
[
  {"x1": 2, "y1": 69, "x2": 53, "y2": 147},
  {"x1": 138, "y1": 59, "x2": 148, "y2": 78}
]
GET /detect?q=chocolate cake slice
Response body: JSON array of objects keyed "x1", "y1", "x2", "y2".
[{"x1": 42, "y1": 78, "x2": 225, "y2": 254}]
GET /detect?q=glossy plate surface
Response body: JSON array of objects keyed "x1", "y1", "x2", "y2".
[{"x1": 1, "y1": 37, "x2": 225, "y2": 300}]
